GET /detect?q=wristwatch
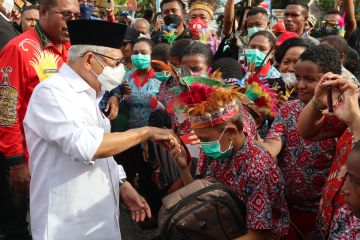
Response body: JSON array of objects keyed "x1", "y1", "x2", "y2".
[{"x1": 119, "y1": 178, "x2": 128, "y2": 185}]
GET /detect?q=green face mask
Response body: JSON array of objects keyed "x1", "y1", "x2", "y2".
[
  {"x1": 131, "y1": 54, "x2": 151, "y2": 70},
  {"x1": 200, "y1": 126, "x2": 233, "y2": 160},
  {"x1": 154, "y1": 71, "x2": 172, "y2": 82},
  {"x1": 247, "y1": 27, "x2": 264, "y2": 37},
  {"x1": 245, "y1": 49, "x2": 267, "y2": 67}
]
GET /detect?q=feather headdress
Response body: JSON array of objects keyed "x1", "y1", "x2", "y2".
[
  {"x1": 244, "y1": 74, "x2": 277, "y2": 118},
  {"x1": 176, "y1": 83, "x2": 248, "y2": 129}
]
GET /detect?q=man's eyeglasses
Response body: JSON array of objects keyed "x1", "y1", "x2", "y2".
[
  {"x1": 91, "y1": 52, "x2": 125, "y2": 67},
  {"x1": 53, "y1": 10, "x2": 81, "y2": 20}
]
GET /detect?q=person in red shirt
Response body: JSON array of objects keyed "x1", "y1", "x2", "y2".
[{"x1": 0, "y1": 0, "x2": 79, "y2": 238}]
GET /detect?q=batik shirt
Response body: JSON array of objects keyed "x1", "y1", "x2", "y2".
[
  {"x1": 328, "y1": 206, "x2": 360, "y2": 239},
  {"x1": 316, "y1": 129, "x2": 352, "y2": 240},
  {"x1": 196, "y1": 137, "x2": 289, "y2": 239},
  {"x1": 122, "y1": 68, "x2": 162, "y2": 129},
  {"x1": 266, "y1": 100, "x2": 337, "y2": 212}
]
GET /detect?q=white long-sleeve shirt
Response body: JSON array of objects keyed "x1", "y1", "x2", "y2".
[{"x1": 24, "y1": 63, "x2": 126, "y2": 240}]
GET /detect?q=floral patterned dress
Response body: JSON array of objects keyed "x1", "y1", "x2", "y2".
[
  {"x1": 196, "y1": 137, "x2": 290, "y2": 240},
  {"x1": 328, "y1": 206, "x2": 360, "y2": 239},
  {"x1": 266, "y1": 100, "x2": 338, "y2": 212}
]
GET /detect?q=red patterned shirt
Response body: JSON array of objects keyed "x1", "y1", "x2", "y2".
[
  {"x1": 196, "y1": 136, "x2": 289, "y2": 239},
  {"x1": 316, "y1": 129, "x2": 352, "y2": 239},
  {"x1": 328, "y1": 206, "x2": 360, "y2": 239},
  {"x1": 266, "y1": 100, "x2": 337, "y2": 212}
]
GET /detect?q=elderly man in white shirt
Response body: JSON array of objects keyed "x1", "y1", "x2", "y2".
[{"x1": 23, "y1": 20, "x2": 180, "y2": 240}]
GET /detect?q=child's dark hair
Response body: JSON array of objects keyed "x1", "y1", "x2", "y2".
[
  {"x1": 152, "y1": 43, "x2": 171, "y2": 63},
  {"x1": 182, "y1": 41, "x2": 213, "y2": 65},
  {"x1": 133, "y1": 38, "x2": 155, "y2": 51},
  {"x1": 299, "y1": 45, "x2": 342, "y2": 74},
  {"x1": 170, "y1": 39, "x2": 193, "y2": 60}
]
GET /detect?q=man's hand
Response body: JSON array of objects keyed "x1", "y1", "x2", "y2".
[
  {"x1": 105, "y1": 96, "x2": 119, "y2": 120},
  {"x1": 120, "y1": 81, "x2": 132, "y2": 95},
  {"x1": 10, "y1": 165, "x2": 30, "y2": 193},
  {"x1": 120, "y1": 182, "x2": 151, "y2": 222},
  {"x1": 147, "y1": 127, "x2": 181, "y2": 150},
  {"x1": 188, "y1": 130, "x2": 201, "y2": 145}
]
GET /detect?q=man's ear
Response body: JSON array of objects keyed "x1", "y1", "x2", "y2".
[
  {"x1": 39, "y1": 4, "x2": 48, "y2": 19},
  {"x1": 84, "y1": 52, "x2": 94, "y2": 71}
]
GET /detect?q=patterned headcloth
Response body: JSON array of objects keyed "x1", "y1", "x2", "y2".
[
  {"x1": 177, "y1": 83, "x2": 248, "y2": 129},
  {"x1": 188, "y1": 0, "x2": 218, "y2": 18}
]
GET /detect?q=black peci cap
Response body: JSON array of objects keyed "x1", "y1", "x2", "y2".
[{"x1": 67, "y1": 20, "x2": 127, "y2": 49}]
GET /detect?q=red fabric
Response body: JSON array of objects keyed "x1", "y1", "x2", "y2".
[
  {"x1": 276, "y1": 31, "x2": 299, "y2": 46},
  {"x1": 316, "y1": 128, "x2": 352, "y2": 239},
  {"x1": 272, "y1": 20, "x2": 286, "y2": 34},
  {"x1": 196, "y1": 137, "x2": 289, "y2": 239},
  {"x1": 131, "y1": 68, "x2": 155, "y2": 88},
  {"x1": 286, "y1": 208, "x2": 317, "y2": 239},
  {"x1": 328, "y1": 206, "x2": 360, "y2": 239},
  {"x1": 258, "y1": 62, "x2": 272, "y2": 77},
  {"x1": 0, "y1": 28, "x2": 69, "y2": 165}
]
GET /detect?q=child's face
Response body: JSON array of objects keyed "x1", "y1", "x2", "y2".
[
  {"x1": 180, "y1": 54, "x2": 208, "y2": 76},
  {"x1": 342, "y1": 150, "x2": 360, "y2": 217}
]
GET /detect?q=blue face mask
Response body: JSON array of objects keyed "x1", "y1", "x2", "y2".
[
  {"x1": 247, "y1": 27, "x2": 264, "y2": 37},
  {"x1": 245, "y1": 49, "x2": 267, "y2": 67},
  {"x1": 200, "y1": 126, "x2": 233, "y2": 160},
  {"x1": 80, "y1": 3, "x2": 93, "y2": 19}
]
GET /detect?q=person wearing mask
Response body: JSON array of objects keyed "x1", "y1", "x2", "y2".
[
  {"x1": 132, "y1": 18, "x2": 151, "y2": 38},
  {"x1": 169, "y1": 83, "x2": 289, "y2": 240},
  {"x1": 244, "y1": 30, "x2": 280, "y2": 83},
  {"x1": 245, "y1": 7, "x2": 269, "y2": 37},
  {"x1": 24, "y1": 19, "x2": 180, "y2": 240},
  {"x1": 0, "y1": 0, "x2": 20, "y2": 50},
  {"x1": 79, "y1": 0, "x2": 94, "y2": 19},
  {"x1": 20, "y1": 5, "x2": 39, "y2": 32},
  {"x1": 274, "y1": 37, "x2": 313, "y2": 99},
  {"x1": 284, "y1": 1, "x2": 319, "y2": 45},
  {"x1": 152, "y1": 0, "x2": 191, "y2": 44},
  {"x1": 187, "y1": 0, "x2": 217, "y2": 40},
  {"x1": 320, "y1": 35, "x2": 359, "y2": 84},
  {"x1": 0, "y1": 0, "x2": 79, "y2": 239},
  {"x1": 261, "y1": 45, "x2": 343, "y2": 239}
]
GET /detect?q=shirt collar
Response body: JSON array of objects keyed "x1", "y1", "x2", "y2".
[
  {"x1": 0, "y1": 12, "x2": 9, "y2": 21},
  {"x1": 60, "y1": 64, "x2": 93, "y2": 93},
  {"x1": 35, "y1": 23, "x2": 54, "y2": 49}
]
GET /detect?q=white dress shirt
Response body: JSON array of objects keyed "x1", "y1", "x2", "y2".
[{"x1": 24, "y1": 64, "x2": 126, "y2": 240}]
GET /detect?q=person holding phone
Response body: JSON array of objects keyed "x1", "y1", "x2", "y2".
[{"x1": 260, "y1": 45, "x2": 344, "y2": 239}]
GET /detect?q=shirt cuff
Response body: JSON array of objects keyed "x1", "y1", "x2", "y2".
[{"x1": 118, "y1": 164, "x2": 127, "y2": 180}]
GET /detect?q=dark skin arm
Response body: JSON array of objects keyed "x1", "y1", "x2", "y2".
[
  {"x1": 344, "y1": 0, "x2": 357, "y2": 38},
  {"x1": 223, "y1": 0, "x2": 235, "y2": 37}
]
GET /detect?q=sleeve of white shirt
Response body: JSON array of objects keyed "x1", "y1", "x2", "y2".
[
  {"x1": 118, "y1": 165, "x2": 127, "y2": 180},
  {"x1": 24, "y1": 84, "x2": 104, "y2": 165}
]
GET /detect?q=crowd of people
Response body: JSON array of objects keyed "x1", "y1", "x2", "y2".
[{"x1": 0, "y1": 0, "x2": 360, "y2": 239}]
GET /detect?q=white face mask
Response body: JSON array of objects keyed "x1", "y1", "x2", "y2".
[
  {"x1": 92, "y1": 55, "x2": 126, "y2": 92},
  {"x1": 281, "y1": 72, "x2": 297, "y2": 88},
  {"x1": 2, "y1": 0, "x2": 14, "y2": 16}
]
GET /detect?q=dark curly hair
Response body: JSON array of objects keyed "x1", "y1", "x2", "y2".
[{"x1": 299, "y1": 45, "x2": 342, "y2": 74}]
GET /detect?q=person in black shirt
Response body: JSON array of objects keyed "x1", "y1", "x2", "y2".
[
  {"x1": 0, "y1": 1, "x2": 20, "y2": 51},
  {"x1": 152, "y1": 0, "x2": 191, "y2": 44}
]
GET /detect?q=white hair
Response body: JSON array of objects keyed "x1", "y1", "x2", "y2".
[
  {"x1": 131, "y1": 18, "x2": 150, "y2": 32},
  {"x1": 68, "y1": 45, "x2": 113, "y2": 63}
]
